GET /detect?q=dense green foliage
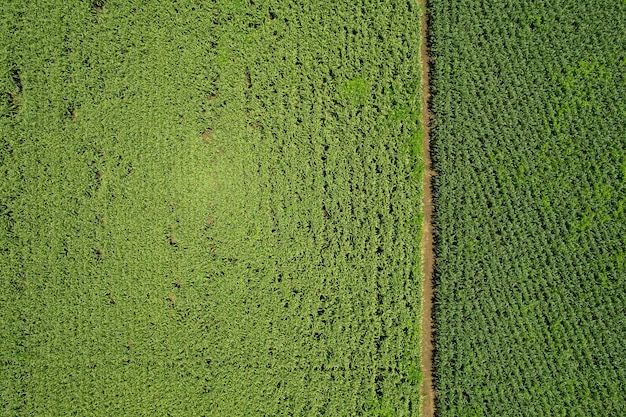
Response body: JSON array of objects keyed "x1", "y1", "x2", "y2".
[
  {"x1": 430, "y1": 0, "x2": 626, "y2": 415},
  {"x1": 0, "y1": 0, "x2": 425, "y2": 415}
]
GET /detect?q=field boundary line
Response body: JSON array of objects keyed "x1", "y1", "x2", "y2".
[{"x1": 418, "y1": 1, "x2": 435, "y2": 416}]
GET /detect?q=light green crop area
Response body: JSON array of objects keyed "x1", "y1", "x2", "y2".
[{"x1": 0, "y1": 1, "x2": 424, "y2": 415}]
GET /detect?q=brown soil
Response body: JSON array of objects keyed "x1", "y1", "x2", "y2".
[
  {"x1": 205, "y1": 215, "x2": 215, "y2": 228},
  {"x1": 202, "y1": 128, "x2": 215, "y2": 144},
  {"x1": 244, "y1": 71, "x2": 252, "y2": 90},
  {"x1": 418, "y1": 1, "x2": 436, "y2": 417},
  {"x1": 167, "y1": 292, "x2": 176, "y2": 308}
]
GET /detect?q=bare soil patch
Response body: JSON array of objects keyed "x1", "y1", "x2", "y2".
[{"x1": 201, "y1": 128, "x2": 215, "y2": 144}]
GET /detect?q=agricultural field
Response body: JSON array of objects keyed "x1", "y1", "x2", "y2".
[
  {"x1": 430, "y1": 0, "x2": 626, "y2": 416},
  {"x1": 5, "y1": 0, "x2": 623, "y2": 415},
  {"x1": 0, "y1": 0, "x2": 426, "y2": 416}
]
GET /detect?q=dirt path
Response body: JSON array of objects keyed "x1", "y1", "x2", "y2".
[{"x1": 418, "y1": 1, "x2": 436, "y2": 417}]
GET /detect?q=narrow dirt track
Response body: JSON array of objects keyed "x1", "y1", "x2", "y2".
[{"x1": 418, "y1": 1, "x2": 435, "y2": 416}]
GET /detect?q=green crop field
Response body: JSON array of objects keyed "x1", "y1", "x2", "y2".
[
  {"x1": 4, "y1": 0, "x2": 625, "y2": 416},
  {"x1": 430, "y1": 0, "x2": 626, "y2": 415},
  {"x1": 0, "y1": 1, "x2": 425, "y2": 415}
]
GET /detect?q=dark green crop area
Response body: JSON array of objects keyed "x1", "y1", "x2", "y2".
[
  {"x1": 0, "y1": 1, "x2": 425, "y2": 416},
  {"x1": 430, "y1": 0, "x2": 626, "y2": 416}
]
